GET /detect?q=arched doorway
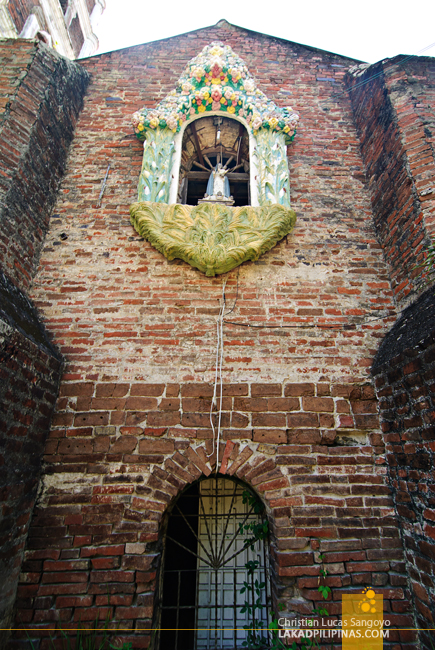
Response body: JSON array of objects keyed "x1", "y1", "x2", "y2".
[{"x1": 158, "y1": 476, "x2": 270, "y2": 650}]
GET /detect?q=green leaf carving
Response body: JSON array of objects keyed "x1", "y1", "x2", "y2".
[
  {"x1": 138, "y1": 128, "x2": 175, "y2": 203},
  {"x1": 130, "y1": 201, "x2": 296, "y2": 276},
  {"x1": 255, "y1": 130, "x2": 291, "y2": 207}
]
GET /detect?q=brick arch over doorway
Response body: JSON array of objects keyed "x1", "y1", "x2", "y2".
[
  {"x1": 144, "y1": 442, "x2": 288, "y2": 648},
  {"x1": 145, "y1": 439, "x2": 290, "y2": 520}
]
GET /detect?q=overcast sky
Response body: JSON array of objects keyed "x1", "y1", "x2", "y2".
[{"x1": 94, "y1": 0, "x2": 435, "y2": 64}]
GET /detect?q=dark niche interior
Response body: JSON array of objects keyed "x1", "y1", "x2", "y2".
[{"x1": 178, "y1": 116, "x2": 250, "y2": 207}]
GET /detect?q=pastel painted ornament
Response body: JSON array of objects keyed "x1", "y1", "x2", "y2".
[
  {"x1": 132, "y1": 42, "x2": 299, "y2": 143},
  {"x1": 130, "y1": 202, "x2": 296, "y2": 277},
  {"x1": 130, "y1": 42, "x2": 299, "y2": 276}
]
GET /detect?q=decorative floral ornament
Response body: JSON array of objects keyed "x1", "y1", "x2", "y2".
[{"x1": 131, "y1": 42, "x2": 299, "y2": 143}]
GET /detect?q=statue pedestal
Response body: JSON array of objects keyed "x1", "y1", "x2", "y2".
[{"x1": 198, "y1": 193, "x2": 234, "y2": 206}]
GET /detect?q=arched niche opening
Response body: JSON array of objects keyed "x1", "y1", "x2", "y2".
[
  {"x1": 177, "y1": 116, "x2": 250, "y2": 207},
  {"x1": 155, "y1": 475, "x2": 270, "y2": 650}
]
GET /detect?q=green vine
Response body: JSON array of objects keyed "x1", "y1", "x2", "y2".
[
  {"x1": 317, "y1": 552, "x2": 331, "y2": 603},
  {"x1": 241, "y1": 559, "x2": 269, "y2": 649},
  {"x1": 291, "y1": 547, "x2": 331, "y2": 650},
  {"x1": 239, "y1": 534, "x2": 333, "y2": 650},
  {"x1": 237, "y1": 491, "x2": 276, "y2": 649},
  {"x1": 415, "y1": 237, "x2": 435, "y2": 288},
  {"x1": 237, "y1": 491, "x2": 290, "y2": 650},
  {"x1": 237, "y1": 502, "x2": 334, "y2": 650}
]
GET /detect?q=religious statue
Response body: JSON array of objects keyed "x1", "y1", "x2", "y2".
[
  {"x1": 194, "y1": 155, "x2": 244, "y2": 206},
  {"x1": 206, "y1": 163, "x2": 230, "y2": 198}
]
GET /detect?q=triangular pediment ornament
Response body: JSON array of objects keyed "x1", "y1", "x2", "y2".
[{"x1": 130, "y1": 42, "x2": 299, "y2": 276}]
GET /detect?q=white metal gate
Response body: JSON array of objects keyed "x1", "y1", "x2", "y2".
[
  {"x1": 159, "y1": 476, "x2": 270, "y2": 650},
  {"x1": 195, "y1": 478, "x2": 269, "y2": 649}
]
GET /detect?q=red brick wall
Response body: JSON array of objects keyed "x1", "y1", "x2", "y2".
[
  {"x1": 7, "y1": 23, "x2": 420, "y2": 648},
  {"x1": 0, "y1": 40, "x2": 87, "y2": 646},
  {"x1": 347, "y1": 57, "x2": 435, "y2": 305},
  {"x1": 0, "y1": 40, "x2": 88, "y2": 292},
  {"x1": 15, "y1": 381, "x2": 412, "y2": 648},
  {"x1": 386, "y1": 59, "x2": 435, "y2": 234},
  {"x1": 372, "y1": 288, "x2": 435, "y2": 648},
  {"x1": 349, "y1": 56, "x2": 435, "y2": 647},
  {"x1": 0, "y1": 273, "x2": 62, "y2": 641},
  {"x1": 28, "y1": 26, "x2": 397, "y2": 385}
]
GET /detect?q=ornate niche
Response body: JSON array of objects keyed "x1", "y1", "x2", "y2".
[{"x1": 130, "y1": 42, "x2": 299, "y2": 276}]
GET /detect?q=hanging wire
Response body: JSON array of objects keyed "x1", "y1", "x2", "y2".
[
  {"x1": 208, "y1": 279, "x2": 227, "y2": 466},
  {"x1": 203, "y1": 266, "x2": 412, "y2": 471},
  {"x1": 202, "y1": 39, "x2": 435, "y2": 469},
  {"x1": 223, "y1": 312, "x2": 397, "y2": 330},
  {"x1": 224, "y1": 267, "x2": 239, "y2": 317},
  {"x1": 97, "y1": 163, "x2": 111, "y2": 207}
]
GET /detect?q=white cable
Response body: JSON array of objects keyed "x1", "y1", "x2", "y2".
[
  {"x1": 208, "y1": 279, "x2": 227, "y2": 466},
  {"x1": 208, "y1": 316, "x2": 220, "y2": 458},
  {"x1": 216, "y1": 292, "x2": 225, "y2": 466}
]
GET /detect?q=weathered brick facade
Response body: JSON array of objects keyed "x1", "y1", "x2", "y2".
[
  {"x1": 0, "y1": 39, "x2": 87, "y2": 644},
  {"x1": 347, "y1": 59, "x2": 435, "y2": 647},
  {"x1": 347, "y1": 56, "x2": 435, "y2": 305},
  {"x1": 0, "y1": 40, "x2": 89, "y2": 291},
  {"x1": 1, "y1": 20, "x2": 434, "y2": 650},
  {"x1": 372, "y1": 289, "x2": 435, "y2": 649},
  {"x1": 0, "y1": 275, "x2": 62, "y2": 642}
]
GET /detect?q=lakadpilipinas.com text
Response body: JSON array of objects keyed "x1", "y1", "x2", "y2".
[{"x1": 278, "y1": 618, "x2": 390, "y2": 641}]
